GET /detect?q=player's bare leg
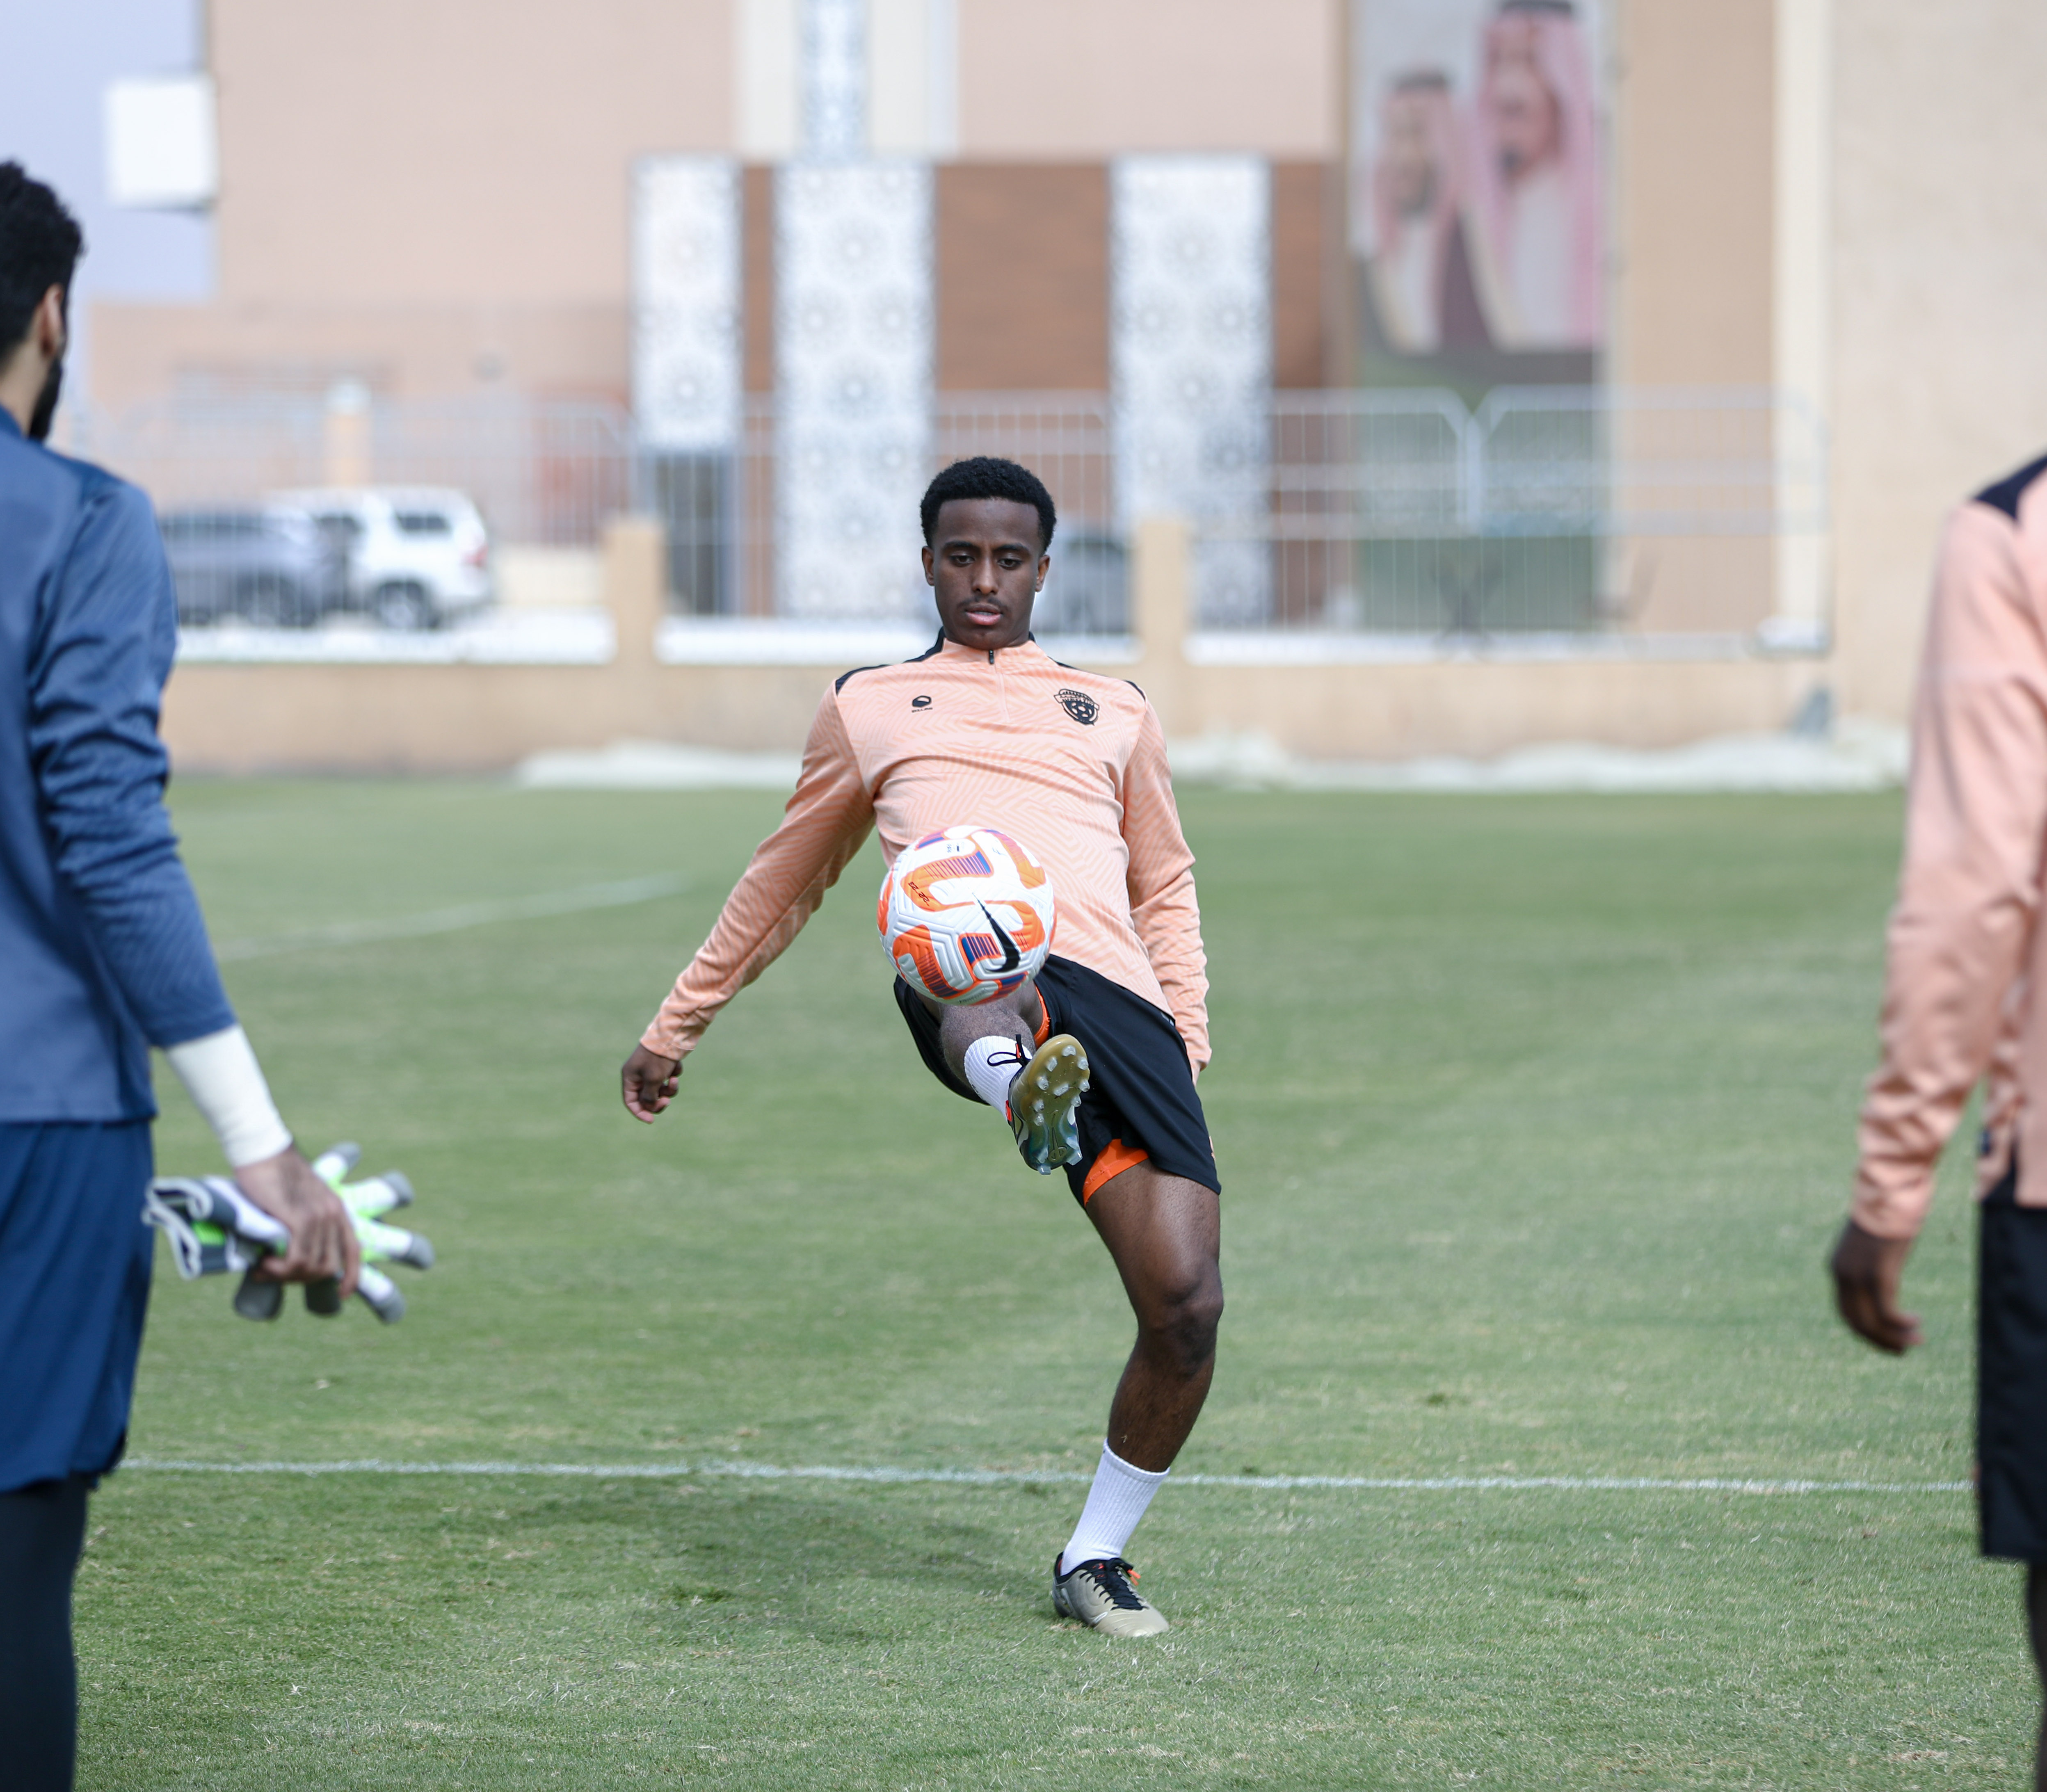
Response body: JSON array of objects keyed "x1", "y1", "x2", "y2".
[
  {"x1": 927, "y1": 991, "x2": 1224, "y2": 1454},
  {"x1": 1085, "y1": 1162, "x2": 1223, "y2": 1470},
  {"x1": 918, "y1": 986, "x2": 1217, "y2": 1632},
  {"x1": 922, "y1": 984, "x2": 1090, "y2": 1173},
  {"x1": 1050, "y1": 1160, "x2": 1221, "y2": 1636},
  {"x1": 923, "y1": 981, "x2": 1045, "y2": 1081}
]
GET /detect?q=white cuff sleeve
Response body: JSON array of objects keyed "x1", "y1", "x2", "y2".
[{"x1": 163, "y1": 1025, "x2": 294, "y2": 1169}]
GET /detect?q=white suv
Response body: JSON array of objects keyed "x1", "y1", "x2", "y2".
[{"x1": 274, "y1": 487, "x2": 493, "y2": 630}]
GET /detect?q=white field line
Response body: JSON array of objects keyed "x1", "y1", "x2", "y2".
[
  {"x1": 124, "y1": 1459, "x2": 1969, "y2": 1495},
  {"x1": 214, "y1": 873, "x2": 690, "y2": 961}
]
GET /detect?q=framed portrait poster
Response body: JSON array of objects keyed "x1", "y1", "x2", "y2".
[{"x1": 1351, "y1": 0, "x2": 1608, "y2": 395}]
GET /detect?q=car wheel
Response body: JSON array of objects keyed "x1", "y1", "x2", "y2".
[{"x1": 373, "y1": 582, "x2": 440, "y2": 631}]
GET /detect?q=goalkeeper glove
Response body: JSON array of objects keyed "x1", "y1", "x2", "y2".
[{"x1": 142, "y1": 1141, "x2": 433, "y2": 1324}]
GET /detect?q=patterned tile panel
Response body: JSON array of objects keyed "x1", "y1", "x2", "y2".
[
  {"x1": 802, "y1": 0, "x2": 866, "y2": 158},
  {"x1": 631, "y1": 158, "x2": 742, "y2": 454},
  {"x1": 774, "y1": 160, "x2": 936, "y2": 620},
  {"x1": 1112, "y1": 156, "x2": 1273, "y2": 625}
]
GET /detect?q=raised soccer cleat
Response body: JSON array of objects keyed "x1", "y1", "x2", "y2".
[
  {"x1": 1051, "y1": 1555, "x2": 1169, "y2": 1637},
  {"x1": 1009, "y1": 1034, "x2": 1088, "y2": 1173}
]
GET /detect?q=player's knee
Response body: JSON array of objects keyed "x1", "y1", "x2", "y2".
[
  {"x1": 1144, "y1": 1261, "x2": 1222, "y2": 1375},
  {"x1": 938, "y1": 991, "x2": 1032, "y2": 1061}
]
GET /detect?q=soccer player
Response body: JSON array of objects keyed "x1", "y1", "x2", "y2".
[
  {"x1": 0, "y1": 164, "x2": 359, "y2": 1792},
  {"x1": 1831, "y1": 450, "x2": 2047, "y2": 1790},
  {"x1": 622, "y1": 456, "x2": 1221, "y2": 1638}
]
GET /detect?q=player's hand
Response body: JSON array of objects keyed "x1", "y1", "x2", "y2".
[
  {"x1": 1829, "y1": 1218, "x2": 1921, "y2": 1354},
  {"x1": 621, "y1": 1045, "x2": 681, "y2": 1122},
  {"x1": 235, "y1": 1146, "x2": 361, "y2": 1297}
]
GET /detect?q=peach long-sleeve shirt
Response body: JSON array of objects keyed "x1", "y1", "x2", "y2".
[
  {"x1": 642, "y1": 634, "x2": 1210, "y2": 1071},
  {"x1": 1853, "y1": 453, "x2": 2047, "y2": 1239}
]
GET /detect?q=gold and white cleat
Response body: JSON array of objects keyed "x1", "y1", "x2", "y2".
[
  {"x1": 1051, "y1": 1555, "x2": 1170, "y2": 1637},
  {"x1": 1008, "y1": 1034, "x2": 1089, "y2": 1174}
]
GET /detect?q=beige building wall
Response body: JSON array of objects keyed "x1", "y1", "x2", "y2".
[
  {"x1": 90, "y1": 299, "x2": 628, "y2": 405},
  {"x1": 954, "y1": 0, "x2": 1341, "y2": 161},
  {"x1": 212, "y1": 0, "x2": 731, "y2": 306},
  {"x1": 1604, "y1": 0, "x2": 1777, "y2": 638},
  {"x1": 96, "y1": 0, "x2": 736, "y2": 406},
  {"x1": 1830, "y1": 0, "x2": 2047, "y2": 723},
  {"x1": 1609, "y1": 0, "x2": 1775, "y2": 387}
]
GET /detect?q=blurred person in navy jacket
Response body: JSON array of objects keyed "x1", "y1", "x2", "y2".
[{"x1": 0, "y1": 162, "x2": 359, "y2": 1792}]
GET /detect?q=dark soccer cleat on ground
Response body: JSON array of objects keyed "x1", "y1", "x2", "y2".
[
  {"x1": 1051, "y1": 1554, "x2": 1169, "y2": 1637},
  {"x1": 1010, "y1": 1034, "x2": 1089, "y2": 1173}
]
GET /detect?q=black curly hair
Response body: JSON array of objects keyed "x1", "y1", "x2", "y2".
[
  {"x1": 919, "y1": 456, "x2": 1057, "y2": 552},
  {"x1": 0, "y1": 163, "x2": 82, "y2": 361}
]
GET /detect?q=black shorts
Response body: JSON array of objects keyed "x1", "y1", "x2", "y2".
[
  {"x1": 1979, "y1": 1164, "x2": 2047, "y2": 1562},
  {"x1": 893, "y1": 954, "x2": 1219, "y2": 1208}
]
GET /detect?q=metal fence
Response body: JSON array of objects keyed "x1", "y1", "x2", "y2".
[
  {"x1": 85, "y1": 394, "x2": 637, "y2": 547},
  {"x1": 643, "y1": 393, "x2": 1122, "y2": 627},
  {"x1": 79, "y1": 386, "x2": 1823, "y2": 642},
  {"x1": 1211, "y1": 386, "x2": 1827, "y2": 637}
]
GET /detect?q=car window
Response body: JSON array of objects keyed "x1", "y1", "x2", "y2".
[{"x1": 394, "y1": 511, "x2": 452, "y2": 536}]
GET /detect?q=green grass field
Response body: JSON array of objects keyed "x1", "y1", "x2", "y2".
[{"x1": 77, "y1": 780, "x2": 2033, "y2": 1789}]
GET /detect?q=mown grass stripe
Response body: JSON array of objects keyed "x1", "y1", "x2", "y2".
[{"x1": 213, "y1": 872, "x2": 690, "y2": 960}]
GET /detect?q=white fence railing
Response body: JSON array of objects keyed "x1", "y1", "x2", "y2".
[
  {"x1": 1204, "y1": 387, "x2": 1827, "y2": 638},
  {"x1": 78, "y1": 387, "x2": 1824, "y2": 644}
]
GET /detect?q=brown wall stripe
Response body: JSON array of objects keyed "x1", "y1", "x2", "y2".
[{"x1": 936, "y1": 164, "x2": 1110, "y2": 393}]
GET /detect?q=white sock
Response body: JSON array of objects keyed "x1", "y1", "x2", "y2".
[
  {"x1": 962, "y1": 1033, "x2": 1031, "y2": 1112},
  {"x1": 1059, "y1": 1442, "x2": 1169, "y2": 1576}
]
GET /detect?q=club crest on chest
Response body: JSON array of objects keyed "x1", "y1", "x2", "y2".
[{"x1": 1055, "y1": 687, "x2": 1098, "y2": 726}]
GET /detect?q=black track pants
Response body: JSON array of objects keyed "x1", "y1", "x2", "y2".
[{"x1": 0, "y1": 1475, "x2": 90, "y2": 1792}]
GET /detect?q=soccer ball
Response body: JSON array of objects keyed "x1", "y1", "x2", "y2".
[{"x1": 878, "y1": 825, "x2": 1056, "y2": 1005}]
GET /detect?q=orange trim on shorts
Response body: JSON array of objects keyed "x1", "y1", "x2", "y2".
[
  {"x1": 1033, "y1": 1004, "x2": 1051, "y2": 1046},
  {"x1": 1083, "y1": 1137, "x2": 1149, "y2": 1204}
]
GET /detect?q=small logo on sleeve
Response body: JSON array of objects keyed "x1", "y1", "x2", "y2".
[
  {"x1": 1054, "y1": 687, "x2": 1098, "y2": 726},
  {"x1": 910, "y1": 694, "x2": 932, "y2": 710}
]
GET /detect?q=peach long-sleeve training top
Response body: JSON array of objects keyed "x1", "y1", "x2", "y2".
[
  {"x1": 642, "y1": 634, "x2": 1211, "y2": 1072},
  {"x1": 1854, "y1": 452, "x2": 2047, "y2": 1239}
]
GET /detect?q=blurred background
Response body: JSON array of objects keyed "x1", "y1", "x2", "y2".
[{"x1": 7, "y1": 0, "x2": 2044, "y2": 775}]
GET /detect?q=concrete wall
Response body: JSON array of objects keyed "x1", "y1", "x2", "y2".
[
  {"x1": 94, "y1": 0, "x2": 736, "y2": 406},
  {"x1": 1603, "y1": 0, "x2": 1778, "y2": 637},
  {"x1": 1610, "y1": 0, "x2": 1776, "y2": 388},
  {"x1": 212, "y1": 0, "x2": 732, "y2": 309},
  {"x1": 91, "y1": 298, "x2": 631, "y2": 406},
  {"x1": 934, "y1": 165, "x2": 1109, "y2": 392},
  {"x1": 1829, "y1": 0, "x2": 2047, "y2": 722},
  {"x1": 953, "y1": 0, "x2": 1341, "y2": 161},
  {"x1": 160, "y1": 517, "x2": 1820, "y2": 775}
]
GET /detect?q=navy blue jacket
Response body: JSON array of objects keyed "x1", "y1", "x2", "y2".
[{"x1": 0, "y1": 409, "x2": 234, "y2": 1121}]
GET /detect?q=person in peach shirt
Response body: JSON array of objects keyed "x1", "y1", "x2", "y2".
[
  {"x1": 1833, "y1": 450, "x2": 2047, "y2": 1789},
  {"x1": 621, "y1": 458, "x2": 1220, "y2": 1639}
]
